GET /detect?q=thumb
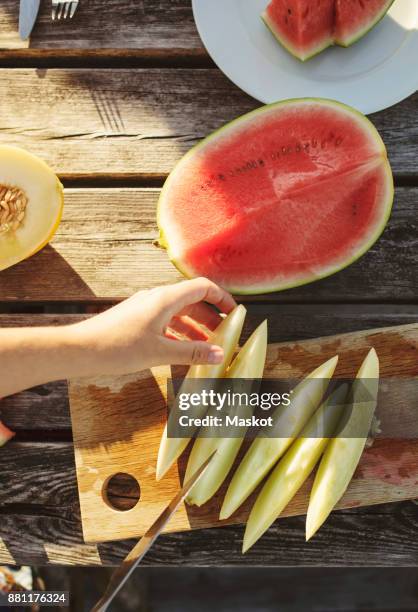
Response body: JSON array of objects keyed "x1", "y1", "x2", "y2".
[{"x1": 161, "y1": 338, "x2": 224, "y2": 366}]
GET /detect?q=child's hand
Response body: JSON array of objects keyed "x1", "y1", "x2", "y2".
[{"x1": 73, "y1": 278, "x2": 237, "y2": 375}]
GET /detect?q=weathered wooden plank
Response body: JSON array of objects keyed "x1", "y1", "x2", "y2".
[
  {"x1": 0, "y1": 0, "x2": 203, "y2": 53},
  {"x1": 100, "y1": 568, "x2": 418, "y2": 612},
  {"x1": 0, "y1": 187, "x2": 416, "y2": 302},
  {"x1": 0, "y1": 70, "x2": 416, "y2": 177},
  {"x1": 0, "y1": 70, "x2": 252, "y2": 178},
  {"x1": 1, "y1": 426, "x2": 417, "y2": 566},
  {"x1": 6, "y1": 442, "x2": 412, "y2": 521},
  {"x1": 0, "y1": 2, "x2": 27, "y2": 50},
  {"x1": 1, "y1": 307, "x2": 417, "y2": 431},
  {"x1": 0, "y1": 498, "x2": 417, "y2": 566},
  {"x1": 0, "y1": 442, "x2": 78, "y2": 510},
  {"x1": 1, "y1": 380, "x2": 70, "y2": 431},
  {"x1": 37, "y1": 567, "x2": 417, "y2": 612},
  {"x1": 2, "y1": 306, "x2": 417, "y2": 342}
]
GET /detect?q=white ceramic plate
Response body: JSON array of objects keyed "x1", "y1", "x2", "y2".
[{"x1": 192, "y1": 0, "x2": 418, "y2": 114}]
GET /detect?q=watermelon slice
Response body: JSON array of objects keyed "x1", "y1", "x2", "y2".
[
  {"x1": 262, "y1": 0, "x2": 395, "y2": 61},
  {"x1": 0, "y1": 420, "x2": 15, "y2": 447},
  {"x1": 262, "y1": 0, "x2": 335, "y2": 61},
  {"x1": 158, "y1": 99, "x2": 393, "y2": 295},
  {"x1": 334, "y1": 0, "x2": 395, "y2": 47}
]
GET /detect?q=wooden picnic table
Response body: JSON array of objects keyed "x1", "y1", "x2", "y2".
[{"x1": 0, "y1": 0, "x2": 417, "y2": 568}]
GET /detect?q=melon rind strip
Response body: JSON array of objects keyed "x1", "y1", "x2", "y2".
[
  {"x1": 306, "y1": 348, "x2": 380, "y2": 540},
  {"x1": 219, "y1": 355, "x2": 339, "y2": 520},
  {"x1": 243, "y1": 384, "x2": 349, "y2": 553},
  {"x1": 156, "y1": 304, "x2": 246, "y2": 481},
  {"x1": 184, "y1": 320, "x2": 268, "y2": 507}
]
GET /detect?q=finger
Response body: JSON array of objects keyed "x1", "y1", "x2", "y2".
[
  {"x1": 169, "y1": 316, "x2": 209, "y2": 341},
  {"x1": 158, "y1": 278, "x2": 237, "y2": 321},
  {"x1": 160, "y1": 338, "x2": 224, "y2": 366},
  {"x1": 177, "y1": 302, "x2": 223, "y2": 331},
  {"x1": 165, "y1": 327, "x2": 181, "y2": 341}
]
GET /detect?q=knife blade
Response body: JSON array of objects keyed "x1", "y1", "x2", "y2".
[
  {"x1": 19, "y1": 0, "x2": 41, "y2": 40},
  {"x1": 91, "y1": 451, "x2": 217, "y2": 612}
]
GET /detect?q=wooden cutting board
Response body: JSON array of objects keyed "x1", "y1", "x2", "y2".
[{"x1": 68, "y1": 323, "x2": 418, "y2": 544}]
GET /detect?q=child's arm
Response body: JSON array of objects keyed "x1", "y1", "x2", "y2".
[{"x1": 0, "y1": 278, "x2": 236, "y2": 398}]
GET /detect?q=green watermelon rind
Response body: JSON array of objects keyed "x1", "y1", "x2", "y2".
[
  {"x1": 157, "y1": 98, "x2": 394, "y2": 296},
  {"x1": 261, "y1": 11, "x2": 333, "y2": 62},
  {"x1": 335, "y1": 0, "x2": 396, "y2": 47}
]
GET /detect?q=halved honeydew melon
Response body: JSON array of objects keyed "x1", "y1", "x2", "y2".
[
  {"x1": 220, "y1": 355, "x2": 339, "y2": 520},
  {"x1": 306, "y1": 348, "x2": 380, "y2": 540},
  {"x1": 243, "y1": 384, "x2": 348, "y2": 553},
  {"x1": 185, "y1": 320, "x2": 268, "y2": 507},
  {"x1": 156, "y1": 304, "x2": 247, "y2": 481},
  {"x1": 0, "y1": 146, "x2": 64, "y2": 271}
]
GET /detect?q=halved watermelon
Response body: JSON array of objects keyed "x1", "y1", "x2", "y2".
[
  {"x1": 262, "y1": 0, "x2": 395, "y2": 61},
  {"x1": 0, "y1": 421, "x2": 15, "y2": 447},
  {"x1": 158, "y1": 99, "x2": 393, "y2": 295}
]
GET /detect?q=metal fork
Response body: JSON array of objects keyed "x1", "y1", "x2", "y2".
[{"x1": 52, "y1": 0, "x2": 79, "y2": 20}]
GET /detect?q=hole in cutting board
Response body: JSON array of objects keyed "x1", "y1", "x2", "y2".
[{"x1": 102, "y1": 473, "x2": 141, "y2": 512}]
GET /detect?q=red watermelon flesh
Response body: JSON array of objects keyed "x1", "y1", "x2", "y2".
[
  {"x1": 262, "y1": 0, "x2": 335, "y2": 61},
  {"x1": 335, "y1": 0, "x2": 394, "y2": 46},
  {"x1": 263, "y1": 0, "x2": 394, "y2": 60},
  {"x1": 158, "y1": 99, "x2": 393, "y2": 295}
]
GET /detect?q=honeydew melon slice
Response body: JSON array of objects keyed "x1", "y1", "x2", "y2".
[
  {"x1": 243, "y1": 384, "x2": 348, "y2": 553},
  {"x1": 306, "y1": 348, "x2": 380, "y2": 540},
  {"x1": 0, "y1": 146, "x2": 64, "y2": 271},
  {"x1": 184, "y1": 320, "x2": 268, "y2": 507},
  {"x1": 219, "y1": 355, "x2": 339, "y2": 520},
  {"x1": 156, "y1": 304, "x2": 247, "y2": 481}
]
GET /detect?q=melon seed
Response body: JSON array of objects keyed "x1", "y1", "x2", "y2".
[{"x1": 0, "y1": 185, "x2": 28, "y2": 235}]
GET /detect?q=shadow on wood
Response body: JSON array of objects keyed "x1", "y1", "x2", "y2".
[{"x1": 0, "y1": 245, "x2": 97, "y2": 301}]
